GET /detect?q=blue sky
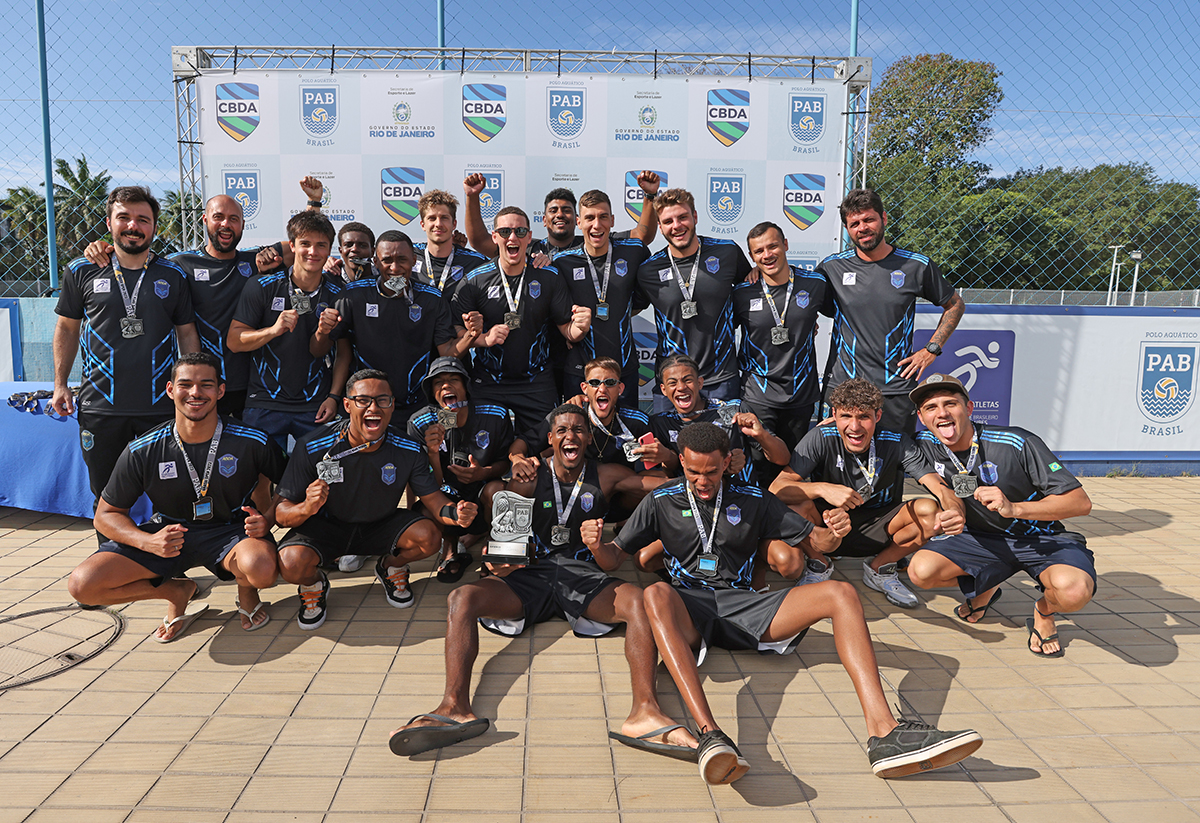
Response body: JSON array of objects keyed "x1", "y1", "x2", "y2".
[{"x1": 3, "y1": 0, "x2": 1197, "y2": 194}]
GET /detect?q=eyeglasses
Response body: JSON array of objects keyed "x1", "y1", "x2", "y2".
[
  {"x1": 586, "y1": 378, "x2": 620, "y2": 388},
  {"x1": 348, "y1": 395, "x2": 395, "y2": 409},
  {"x1": 494, "y1": 226, "x2": 530, "y2": 239}
]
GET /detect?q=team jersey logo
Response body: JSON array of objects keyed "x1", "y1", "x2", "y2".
[
  {"x1": 381, "y1": 463, "x2": 397, "y2": 485},
  {"x1": 706, "y1": 89, "x2": 750, "y2": 146},
  {"x1": 547, "y1": 87, "x2": 586, "y2": 139},
  {"x1": 238, "y1": 262, "x2": 253, "y2": 277},
  {"x1": 469, "y1": 170, "x2": 504, "y2": 227},
  {"x1": 707, "y1": 174, "x2": 745, "y2": 224},
  {"x1": 615, "y1": 259, "x2": 628, "y2": 277},
  {"x1": 1139, "y1": 343, "x2": 1197, "y2": 423},
  {"x1": 80, "y1": 430, "x2": 94, "y2": 451},
  {"x1": 154, "y1": 280, "x2": 170, "y2": 299},
  {"x1": 726, "y1": 504, "x2": 741, "y2": 525},
  {"x1": 789, "y1": 93, "x2": 826, "y2": 145},
  {"x1": 158, "y1": 461, "x2": 178, "y2": 480},
  {"x1": 476, "y1": 431, "x2": 490, "y2": 449},
  {"x1": 580, "y1": 491, "x2": 594, "y2": 513},
  {"x1": 224, "y1": 170, "x2": 260, "y2": 222},
  {"x1": 783, "y1": 173, "x2": 825, "y2": 230},
  {"x1": 409, "y1": 304, "x2": 422, "y2": 322},
  {"x1": 529, "y1": 280, "x2": 541, "y2": 299},
  {"x1": 215, "y1": 82, "x2": 260, "y2": 142},
  {"x1": 218, "y1": 454, "x2": 238, "y2": 477},
  {"x1": 979, "y1": 461, "x2": 999, "y2": 485},
  {"x1": 366, "y1": 303, "x2": 378, "y2": 318},
  {"x1": 890, "y1": 270, "x2": 905, "y2": 289},
  {"x1": 300, "y1": 86, "x2": 339, "y2": 138},
  {"x1": 462, "y1": 84, "x2": 506, "y2": 142},
  {"x1": 796, "y1": 290, "x2": 810, "y2": 309},
  {"x1": 624, "y1": 170, "x2": 668, "y2": 222},
  {"x1": 381, "y1": 167, "x2": 424, "y2": 226},
  {"x1": 705, "y1": 256, "x2": 720, "y2": 274}
]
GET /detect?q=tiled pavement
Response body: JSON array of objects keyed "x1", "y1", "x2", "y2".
[{"x1": 1, "y1": 477, "x2": 1199, "y2": 822}]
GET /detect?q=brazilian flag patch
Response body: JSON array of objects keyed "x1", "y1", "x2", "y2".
[{"x1": 1049, "y1": 462, "x2": 1062, "y2": 471}]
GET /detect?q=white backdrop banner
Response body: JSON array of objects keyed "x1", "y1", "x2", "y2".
[{"x1": 196, "y1": 70, "x2": 848, "y2": 261}]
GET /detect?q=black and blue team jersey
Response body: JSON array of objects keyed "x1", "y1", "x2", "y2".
[
  {"x1": 407, "y1": 402, "x2": 515, "y2": 500},
  {"x1": 551, "y1": 239, "x2": 651, "y2": 381},
  {"x1": 232, "y1": 270, "x2": 343, "y2": 413},
  {"x1": 330, "y1": 278, "x2": 455, "y2": 408},
  {"x1": 788, "y1": 425, "x2": 932, "y2": 511},
  {"x1": 817, "y1": 247, "x2": 956, "y2": 397},
  {"x1": 732, "y1": 266, "x2": 827, "y2": 409},
  {"x1": 615, "y1": 480, "x2": 812, "y2": 591},
  {"x1": 449, "y1": 261, "x2": 572, "y2": 385},
  {"x1": 650, "y1": 401, "x2": 755, "y2": 484},
  {"x1": 914, "y1": 424, "x2": 1083, "y2": 538},
  {"x1": 521, "y1": 405, "x2": 652, "y2": 471},
  {"x1": 530, "y1": 460, "x2": 608, "y2": 562},
  {"x1": 635, "y1": 236, "x2": 751, "y2": 386},
  {"x1": 410, "y1": 242, "x2": 488, "y2": 300},
  {"x1": 56, "y1": 255, "x2": 195, "y2": 416},
  {"x1": 102, "y1": 417, "x2": 286, "y2": 525},
  {"x1": 171, "y1": 248, "x2": 260, "y2": 391}
]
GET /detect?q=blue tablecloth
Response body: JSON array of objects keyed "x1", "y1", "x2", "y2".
[{"x1": 1, "y1": 381, "x2": 151, "y2": 521}]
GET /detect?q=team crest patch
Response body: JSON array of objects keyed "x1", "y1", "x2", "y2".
[
  {"x1": 890, "y1": 270, "x2": 905, "y2": 289},
  {"x1": 450, "y1": 265, "x2": 464, "y2": 282},
  {"x1": 529, "y1": 281, "x2": 541, "y2": 299},
  {"x1": 381, "y1": 167, "x2": 424, "y2": 225},
  {"x1": 476, "y1": 431, "x2": 490, "y2": 449},
  {"x1": 1139, "y1": 343, "x2": 1197, "y2": 423},
  {"x1": 238, "y1": 262, "x2": 253, "y2": 277},
  {"x1": 316, "y1": 303, "x2": 328, "y2": 315},
  {"x1": 154, "y1": 280, "x2": 169, "y2": 298},
  {"x1": 623, "y1": 169, "x2": 668, "y2": 222},
  {"x1": 381, "y1": 463, "x2": 397, "y2": 485},
  {"x1": 796, "y1": 290, "x2": 810, "y2": 308},
  {"x1": 580, "y1": 491, "x2": 594, "y2": 513},
  {"x1": 215, "y1": 82, "x2": 260, "y2": 142},
  {"x1": 224, "y1": 169, "x2": 259, "y2": 221},
  {"x1": 789, "y1": 92, "x2": 826, "y2": 144},
  {"x1": 782, "y1": 173, "x2": 825, "y2": 231},
  {"x1": 547, "y1": 87, "x2": 586, "y2": 139},
  {"x1": 726, "y1": 504, "x2": 741, "y2": 525},
  {"x1": 80, "y1": 430, "x2": 94, "y2": 451},
  {"x1": 462, "y1": 83, "x2": 507, "y2": 142},
  {"x1": 706, "y1": 88, "x2": 750, "y2": 146},
  {"x1": 300, "y1": 86, "x2": 339, "y2": 138},
  {"x1": 218, "y1": 454, "x2": 238, "y2": 477},
  {"x1": 409, "y1": 304, "x2": 422, "y2": 322},
  {"x1": 979, "y1": 462, "x2": 999, "y2": 485},
  {"x1": 708, "y1": 174, "x2": 745, "y2": 224},
  {"x1": 705, "y1": 256, "x2": 720, "y2": 274},
  {"x1": 615, "y1": 259, "x2": 628, "y2": 276}
]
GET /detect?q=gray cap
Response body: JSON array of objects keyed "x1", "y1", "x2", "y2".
[
  {"x1": 423, "y1": 356, "x2": 470, "y2": 401},
  {"x1": 908, "y1": 373, "x2": 970, "y2": 408}
]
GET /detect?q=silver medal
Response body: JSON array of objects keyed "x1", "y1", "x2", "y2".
[
  {"x1": 717, "y1": 403, "x2": 739, "y2": 427},
  {"x1": 120, "y1": 317, "x2": 144, "y2": 338},
  {"x1": 384, "y1": 276, "x2": 407, "y2": 295},
  {"x1": 292, "y1": 293, "x2": 312, "y2": 314},
  {"x1": 316, "y1": 459, "x2": 343, "y2": 484},
  {"x1": 437, "y1": 408, "x2": 458, "y2": 429},
  {"x1": 504, "y1": 311, "x2": 522, "y2": 329},
  {"x1": 551, "y1": 525, "x2": 570, "y2": 546},
  {"x1": 952, "y1": 473, "x2": 978, "y2": 497},
  {"x1": 770, "y1": 325, "x2": 789, "y2": 345},
  {"x1": 680, "y1": 300, "x2": 698, "y2": 319}
]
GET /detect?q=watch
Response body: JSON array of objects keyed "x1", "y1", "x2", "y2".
[{"x1": 924, "y1": 341, "x2": 943, "y2": 356}]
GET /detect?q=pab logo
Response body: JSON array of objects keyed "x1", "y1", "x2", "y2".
[
  {"x1": 462, "y1": 84, "x2": 507, "y2": 142},
  {"x1": 786, "y1": 255, "x2": 819, "y2": 272},
  {"x1": 789, "y1": 93, "x2": 826, "y2": 144},
  {"x1": 547, "y1": 87, "x2": 586, "y2": 139},
  {"x1": 624, "y1": 170, "x2": 669, "y2": 222},
  {"x1": 381, "y1": 167, "x2": 424, "y2": 225},
  {"x1": 215, "y1": 83, "x2": 259, "y2": 142},
  {"x1": 707, "y1": 174, "x2": 745, "y2": 224},
  {"x1": 707, "y1": 89, "x2": 750, "y2": 146},
  {"x1": 468, "y1": 170, "x2": 504, "y2": 226},
  {"x1": 1139, "y1": 343, "x2": 1197, "y2": 423},
  {"x1": 224, "y1": 170, "x2": 260, "y2": 221},
  {"x1": 782, "y1": 174, "x2": 825, "y2": 230},
  {"x1": 300, "y1": 86, "x2": 339, "y2": 137}
]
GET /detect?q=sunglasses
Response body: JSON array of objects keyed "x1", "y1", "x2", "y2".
[
  {"x1": 586, "y1": 378, "x2": 620, "y2": 388},
  {"x1": 348, "y1": 394, "x2": 395, "y2": 409},
  {"x1": 494, "y1": 226, "x2": 531, "y2": 239}
]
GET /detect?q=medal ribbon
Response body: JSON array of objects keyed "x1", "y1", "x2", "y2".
[
  {"x1": 499, "y1": 265, "x2": 526, "y2": 315},
  {"x1": 848, "y1": 437, "x2": 878, "y2": 496},
  {"x1": 668, "y1": 252, "x2": 701, "y2": 303},
  {"x1": 587, "y1": 404, "x2": 633, "y2": 442},
  {"x1": 585, "y1": 251, "x2": 612, "y2": 304},
  {"x1": 424, "y1": 245, "x2": 456, "y2": 291},
  {"x1": 112, "y1": 258, "x2": 150, "y2": 319},
  {"x1": 548, "y1": 457, "x2": 585, "y2": 527},
  {"x1": 942, "y1": 431, "x2": 980, "y2": 475},
  {"x1": 685, "y1": 479, "x2": 724, "y2": 558},
  {"x1": 324, "y1": 426, "x2": 385, "y2": 462},
  {"x1": 759, "y1": 269, "x2": 794, "y2": 328},
  {"x1": 173, "y1": 419, "x2": 223, "y2": 500}
]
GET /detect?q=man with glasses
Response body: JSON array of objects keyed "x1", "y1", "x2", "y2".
[
  {"x1": 274, "y1": 369, "x2": 476, "y2": 629},
  {"x1": 450, "y1": 206, "x2": 591, "y2": 433}
]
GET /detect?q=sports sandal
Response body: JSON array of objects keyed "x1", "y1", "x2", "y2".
[{"x1": 436, "y1": 550, "x2": 473, "y2": 584}]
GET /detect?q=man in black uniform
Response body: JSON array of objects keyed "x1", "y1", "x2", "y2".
[
  {"x1": 275, "y1": 369, "x2": 476, "y2": 629},
  {"x1": 905, "y1": 374, "x2": 1097, "y2": 658},
  {"x1": 734, "y1": 222, "x2": 826, "y2": 454},
  {"x1": 408, "y1": 357, "x2": 514, "y2": 582},
  {"x1": 228, "y1": 211, "x2": 346, "y2": 450},
  {"x1": 66, "y1": 353, "x2": 286, "y2": 642},
  {"x1": 818, "y1": 189, "x2": 966, "y2": 434},
  {"x1": 636, "y1": 188, "x2": 750, "y2": 411},
  {"x1": 53, "y1": 186, "x2": 202, "y2": 501},
  {"x1": 584, "y1": 422, "x2": 983, "y2": 784},
  {"x1": 411, "y1": 189, "x2": 489, "y2": 298},
  {"x1": 769, "y1": 378, "x2": 956, "y2": 609},
  {"x1": 389, "y1": 404, "x2": 692, "y2": 759},
  {"x1": 450, "y1": 206, "x2": 591, "y2": 432}
]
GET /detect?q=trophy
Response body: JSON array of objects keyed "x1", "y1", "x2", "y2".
[{"x1": 483, "y1": 490, "x2": 534, "y2": 565}]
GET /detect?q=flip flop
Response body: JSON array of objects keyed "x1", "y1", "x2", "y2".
[
  {"x1": 236, "y1": 600, "x2": 271, "y2": 632},
  {"x1": 609, "y1": 725, "x2": 699, "y2": 761},
  {"x1": 956, "y1": 588, "x2": 1002, "y2": 623},
  {"x1": 389, "y1": 713, "x2": 489, "y2": 756},
  {"x1": 1026, "y1": 617, "x2": 1065, "y2": 658},
  {"x1": 436, "y1": 551, "x2": 472, "y2": 584},
  {"x1": 153, "y1": 603, "x2": 209, "y2": 644}
]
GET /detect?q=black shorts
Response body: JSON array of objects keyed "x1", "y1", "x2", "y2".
[
  {"x1": 77, "y1": 411, "x2": 167, "y2": 501},
  {"x1": 438, "y1": 484, "x2": 489, "y2": 540},
  {"x1": 278, "y1": 509, "x2": 429, "y2": 567},
  {"x1": 674, "y1": 586, "x2": 807, "y2": 653},
  {"x1": 881, "y1": 395, "x2": 917, "y2": 436},
  {"x1": 740, "y1": 399, "x2": 815, "y2": 454},
  {"x1": 817, "y1": 500, "x2": 905, "y2": 557},
  {"x1": 481, "y1": 553, "x2": 621, "y2": 638},
  {"x1": 96, "y1": 520, "x2": 255, "y2": 583},
  {"x1": 471, "y1": 377, "x2": 555, "y2": 439},
  {"x1": 921, "y1": 530, "x2": 1097, "y2": 598},
  {"x1": 217, "y1": 388, "x2": 248, "y2": 419}
]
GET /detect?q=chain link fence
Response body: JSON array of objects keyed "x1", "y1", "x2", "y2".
[{"x1": 3, "y1": 0, "x2": 1197, "y2": 301}]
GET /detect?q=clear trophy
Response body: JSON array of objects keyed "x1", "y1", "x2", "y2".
[{"x1": 483, "y1": 490, "x2": 534, "y2": 565}]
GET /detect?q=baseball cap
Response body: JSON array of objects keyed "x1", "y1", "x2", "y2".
[
  {"x1": 423, "y1": 356, "x2": 470, "y2": 400},
  {"x1": 908, "y1": 373, "x2": 970, "y2": 408}
]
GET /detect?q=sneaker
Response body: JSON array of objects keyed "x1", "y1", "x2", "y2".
[
  {"x1": 794, "y1": 557, "x2": 834, "y2": 586},
  {"x1": 297, "y1": 572, "x2": 329, "y2": 631},
  {"x1": 696, "y1": 729, "x2": 750, "y2": 785},
  {"x1": 867, "y1": 719, "x2": 983, "y2": 778},
  {"x1": 337, "y1": 555, "x2": 365, "y2": 573},
  {"x1": 862, "y1": 560, "x2": 919, "y2": 609},
  {"x1": 376, "y1": 557, "x2": 414, "y2": 608}
]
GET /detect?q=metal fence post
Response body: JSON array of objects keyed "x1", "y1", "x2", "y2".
[{"x1": 35, "y1": 0, "x2": 59, "y2": 293}]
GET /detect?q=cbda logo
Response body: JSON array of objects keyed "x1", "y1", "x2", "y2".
[
  {"x1": 624, "y1": 170, "x2": 668, "y2": 222},
  {"x1": 462, "y1": 84, "x2": 506, "y2": 143},
  {"x1": 782, "y1": 173, "x2": 825, "y2": 230},
  {"x1": 215, "y1": 83, "x2": 259, "y2": 142},
  {"x1": 381, "y1": 167, "x2": 424, "y2": 226},
  {"x1": 706, "y1": 89, "x2": 749, "y2": 146}
]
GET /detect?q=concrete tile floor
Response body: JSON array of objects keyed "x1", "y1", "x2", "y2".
[{"x1": 0, "y1": 476, "x2": 1198, "y2": 820}]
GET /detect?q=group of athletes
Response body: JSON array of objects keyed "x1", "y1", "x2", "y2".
[{"x1": 49, "y1": 170, "x2": 1098, "y2": 786}]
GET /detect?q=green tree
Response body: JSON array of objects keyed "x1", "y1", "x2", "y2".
[
  {"x1": 52, "y1": 156, "x2": 111, "y2": 263},
  {"x1": 0, "y1": 185, "x2": 49, "y2": 283},
  {"x1": 156, "y1": 189, "x2": 202, "y2": 255}
]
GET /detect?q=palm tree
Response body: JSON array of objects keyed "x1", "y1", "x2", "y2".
[
  {"x1": 0, "y1": 185, "x2": 49, "y2": 282},
  {"x1": 157, "y1": 189, "x2": 203, "y2": 255},
  {"x1": 53, "y1": 156, "x2": 111, "y2": 263}
]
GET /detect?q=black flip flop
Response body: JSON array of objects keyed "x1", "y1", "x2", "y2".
[
  {"x1": 390, "y1": 713, "x2": 489, "y2": 756},
  {"x1": 956, "y1": 588, "x2": 1002, "y2": 623},
  {"x1": 436, "y1": 551, "x2": 472, "y2": 584},
  {"x1": 609, "y1": 724, "x2": 699, "y2": 762},
  {"x1": 1026, "y1": 618, "x2": 1065, "y2": 658}
]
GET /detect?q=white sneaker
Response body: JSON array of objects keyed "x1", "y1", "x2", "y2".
[
  {"x1": 795, "y1": 557, "x2": 834, "y2": 586},
  {"x1": 862, "y1": 560, "x2": 919, "y2": 608},
  {"x1": 337, "y1": 555, "x2": 365, "y2": 573}
]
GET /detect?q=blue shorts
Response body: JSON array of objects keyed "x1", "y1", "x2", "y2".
[
  {"x1": 97, "y1": 521, "x2": 255, "y2": 583},
  {"x1": 242, "y1": 407, "x2": 325, "y2": 453},
  {"x1": 921, "y1": 530, "x2": 1096, "y2": 598}
]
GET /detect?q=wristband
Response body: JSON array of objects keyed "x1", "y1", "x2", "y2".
[
  {"x1": 440, "y1": 503, "x2": 457, "y2": 521},
  {"x1": 327, "y1": 393, "x2": 343, "y2": 403},
  {"x1": 308, "y1": 200, "x2": 322, "y2": 208}
]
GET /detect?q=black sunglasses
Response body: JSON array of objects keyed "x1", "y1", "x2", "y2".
[
  {"x1": 586, "y1": 378, "x2": 620, "y2": 388},
  {"x1": 494, "y1": 226, "x2": 530, "y2": 239}
]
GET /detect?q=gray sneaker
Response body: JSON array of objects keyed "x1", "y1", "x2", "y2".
[
  {"x1": 862, "y1": 560, "x2": 919, "y2": 608},
  {"x1": 868, "y1": 719, "x2": 983, "y2": 778},
  {"x1": 795, "y1": 557, "x2": 834, "y2": 586},
  {"x1": 337, "y1": 555, "x2": 365, "y2": 573}
]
